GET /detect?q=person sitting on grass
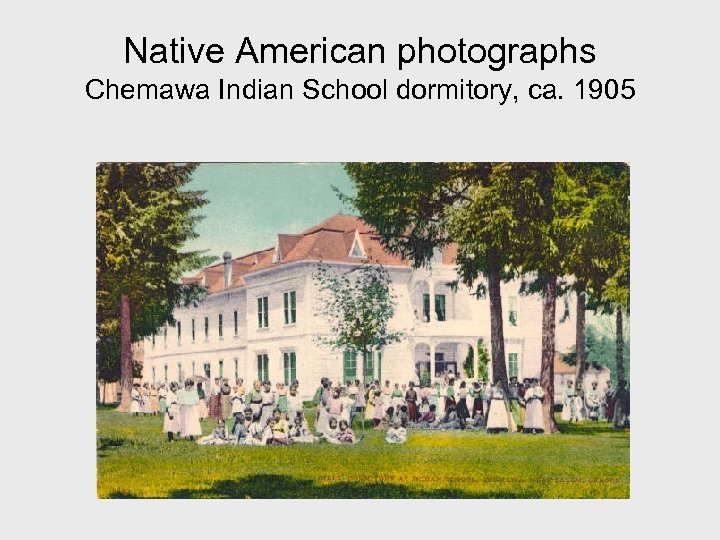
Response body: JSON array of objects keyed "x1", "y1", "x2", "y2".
[
  {"x1": 243, "y1": 413, "x2": 265, "y2": 445},
  {"x1": 288, "y1": 413, "x2": 318, "y2": 443},
  {"x1": 398, "y1": 404, "x2": 409, "y2": 428},
  {"x1": 233, "y1": 407, "x2": 254, "y2": 444},
  {"x1": 268, "y1": 408, "x2": 292, "y2": 445},
  {"x1": 464, "y1": 410, "x2": 486, "y2": 430},
  {"x1": 385, "y1": 418, "x2": 407, "y2": 444},
  {"x1": 197, "y1": 419, "x2": 228, "y2": 445},
  {"x1": 434, "y1": 403, "x2": 463, "y2": 430},
  {"x1": 328, "y1": 419, "x2": 356, "y2": 444},
  {"x1": 321, "y1": 416, "x2": 340, "y2": 442},
  {"x1": 409, "y1": 404, "x2": 437, "y2": 428}
]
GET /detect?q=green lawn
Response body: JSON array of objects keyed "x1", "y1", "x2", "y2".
[{"x1": 96, "y1": 405, "x2": 629, "y2": 498}]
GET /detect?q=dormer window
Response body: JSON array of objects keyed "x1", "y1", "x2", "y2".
[{"x1": 349, "y1": 231, "x2": 365, "y2": 258}]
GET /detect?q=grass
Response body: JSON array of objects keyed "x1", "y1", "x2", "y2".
[{"x1": 96, "y1": 405, "x2": 629, "y2": 498}]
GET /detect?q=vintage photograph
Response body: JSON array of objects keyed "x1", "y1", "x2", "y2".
[{"x1": 96, "y1": 162, "x2": 630, "y2": 498}]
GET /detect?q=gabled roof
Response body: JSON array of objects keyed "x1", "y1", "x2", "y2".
[{"x1": 192, "y1": 212, "x2": 458, "y2": 294}]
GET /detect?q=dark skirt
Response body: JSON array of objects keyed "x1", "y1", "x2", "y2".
[
  {"x1": 209, "y1": 394, "x2": 222, "y2": 419},
  {"x1": 456, "y1": 398, "x2": 470, "y2": 421},
  {"x1": 406, "y1": 401, "x2": 418, "y2": 421},
  {"x1": 472, "y1": 397, "x2": 484, "y2": 417}
]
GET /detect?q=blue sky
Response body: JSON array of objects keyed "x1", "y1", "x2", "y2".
[{"x1": 183, "y1": 163, "x2": 356, "y2": 263}]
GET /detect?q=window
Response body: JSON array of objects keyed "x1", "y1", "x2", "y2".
[
  {"x1": 218, "y1": 313, "x2": 223, "y2": 338},
  {"x1": 191, "y1": 361, "x2": 196, "y2": 375},
  {"x1": 423, "y1": 294, "x2": 446, "y2": 321},
  {"x1": 151, "y1": 367, "x2": 156, "y2": 385},
  {"x1": 151, "y1": 333, "x2": 156, "y2": 349},
  {"x1": 233, "y1": 310, "x2": 238, "y2": 336},
  {"x1": 234, "y1": 358, "x2": 239, "y2": 381},
  {"x1": 219, "y1": 360, "x2": 224, "y2": 378},
  {"x1": 177, "y1": 321, "x2": 182, "y2": 345},
  {"x1": 177, "y1": 362, "x2": 183, "y2": 383},
  {"x1": 257, "y1": 353, "x2": 269, "y2": 381},
  {"x1": 284, "y1": 291, "x2": 297, "y2": 324},
  {"x1": 363, "y1": 350, "x2": 375, "y2": 384},
  {"x1": 283, "y1": 351, "x2": 297, "y2": 385},
  {"x1": 164, "y1": 364, "x2": 168, "y2": 383},
  {"x1": 509, "y1": 296, "x2": 518, "y2": 326},
  {"x1": 257, "y1": 296, "x2": 269, "y2": 328},
  {"x1": 343, "y1": 349, "x2": 357, "y2": 381},
  {"x1": 204, "y1": 317, "x2": 209, "y2": 339},
  {"x1": 191, "y1": 319, "x2": 196, "y2": 342},
  {"x1": 508, "y1": 353, "x2": 519, "y2": 378},
  {"x1": 203, "y1": 362, "x2": 211, "y2": 379},
  {"x1": 163, "y1": 326, "x2": 167, "y2": 348},
  {"x1": 435, "y1": 294, "x2": 446, "y2": 321}
]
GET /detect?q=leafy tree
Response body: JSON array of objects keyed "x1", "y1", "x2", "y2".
[
  {"x1": 563, "y1": 163, "x2": 630, "y2": 384},
  {"x1": 313, "y1": 263, "x2": 404, "y2": 385},
  {"x1": 562, "y1": 322, "x2": 630, "y2": 386},
  {"x1": 96, "y1": 163, "x2": 212, "y2": 411}
]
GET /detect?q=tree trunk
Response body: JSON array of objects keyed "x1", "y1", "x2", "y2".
[
  {"x1": 116, "y1": 293, "x2": 133, "y2": 412},
  {"x1": 616, "y1": 306, "x2": 626, "y2": 383},
  {"x1": 574, "y1": 290, "x2": 586, "y2": 387},
  {"x1": 541, "y1": 277, "x2": 559, "y2": 433},
  {"x1": 487, "y1": 249, "x2": 515, "y2": 429},
  {"x1": 487, "y1": 252, "x2": 507, "y2": 385}
]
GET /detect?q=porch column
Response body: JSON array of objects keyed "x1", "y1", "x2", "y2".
[
  {"x1": 429, "y1": 341, "x2": 436, "y2": 380},
  {"x1": 429, "y1": 279, "x2": 436, "y2": 321}
]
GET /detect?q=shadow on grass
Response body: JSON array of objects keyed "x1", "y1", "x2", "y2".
[
  {"x1": 97, "y1": 437, "x2": 127, "y2": 451},
  {"x1": 108, "y1": 473, "x2": 544, "y2": 499},
  {"x1": 555, "y1": 420, "x2": 629, "y2": 436}
]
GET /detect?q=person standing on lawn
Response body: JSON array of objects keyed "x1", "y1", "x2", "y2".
[
  {"x1": 523, "y1": 379, "x2": 545, "y2": 433},
  {"x1": 158, "y1": 382, "x2": 168, "y2": 416},
  {"x1": 604, "y1": 380, "x2": 616, "y2": 422},
  {"x1": 562, "y1": 379, "x2": 581, "y2": 423},
  {"x1": 508, "y1": 376, "x2": 523, "y2": 431},
  {"x1": 163, "y1": 382, "x2": 180, "y2": 441},
  {"x1": 209, "y1": 378, "x2": 222, "y2": 420},
  {"x1": 177, "y1": 379, "x2": 202, "y2": 440},
  {"x1": 486, "y1": 382, "x2": 510, "y2": 433},
  {"x1": 405, "y1": 381, "x2": 419, "y2": 422},
  {"x1": 131, "y1": 383, "x2": 142, "y2": 416},
  {"x1": 585, "y1": 381, "x2": 603, "y2": 422},
  {"x1": 612, "y1": 380, "x2": 630, "y2": 429},
  {"x1": 196, "y1": 382, "x2": 208, "y2": 419}
]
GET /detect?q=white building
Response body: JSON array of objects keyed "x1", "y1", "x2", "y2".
[{"x1": 141, "y1": 213, "x2": 576, "y2": 399}]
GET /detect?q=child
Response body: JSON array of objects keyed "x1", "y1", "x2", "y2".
[
  {"x1": 372, "y1": 389, "x2": 384, "y2": 428},
  {"x1": 288, "y1": 413, "x2": 318, "y2": 444},
  {"x1": 321, "y1": 417, "x2": 340, "y2": 443},
  {"x1": 286, "y1": 384, "x2": 304, "y2": 423},
  {"x1": 270, "y1": 408, "x2": 291, "y2": 444},
  {"x1": 197, "y1": 419, "x2": 228, "y2": 445},
  {"x1": 233, "y1": 407, "x2": 254, "y2": 444},
  {"x1": 131, "y1": 383, "x2": 142, "y2": 416},
  {"x1": 276, "y1": 382, "x2": 288, "y2": 415},
  {"x1": 163, "y1": 382, "x2": 180, "y2": 441},
  {"x1": 332, "y1": 419, "x2": 356, "y2": 444},
  {"x1": 243, "y1": 413, "x2": 265, "y2": 445},
  {"x1": 326, "y1": 389, "x2": 344, "y2": 424},
  {"x1": 410, "y1": 404, "x2": 437, "y2": 428},
  {"x1": 385, "y1": 418, "x2": 407, "y2": 444}
]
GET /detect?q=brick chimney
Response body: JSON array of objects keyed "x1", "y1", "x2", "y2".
[{"x1": 223, "y1": 252, "x2": 232, "y2": 288}]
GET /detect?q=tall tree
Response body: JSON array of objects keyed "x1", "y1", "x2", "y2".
[
  {"x1": 313, "y1": 263, "x2": 404, "y2": 385},
  {"x1": 96, "y1": 163, "x2": 212, "y2": 411},
  {"x1": 564, "y1": 163, "x2": 630, "y2": 385}
]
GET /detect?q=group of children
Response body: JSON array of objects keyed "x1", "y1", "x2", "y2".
[{"x1": 142, "y1": 372, "x2": 630, "y2": 446}]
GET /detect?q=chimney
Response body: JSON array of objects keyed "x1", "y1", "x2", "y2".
[{"x1": 223, "y1": 252, "x2": 232, "y2": 288}]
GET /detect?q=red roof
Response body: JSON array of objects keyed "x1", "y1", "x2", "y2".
[{"x1": 193, "y1": 213, "x2": 457, "y2": 293}]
